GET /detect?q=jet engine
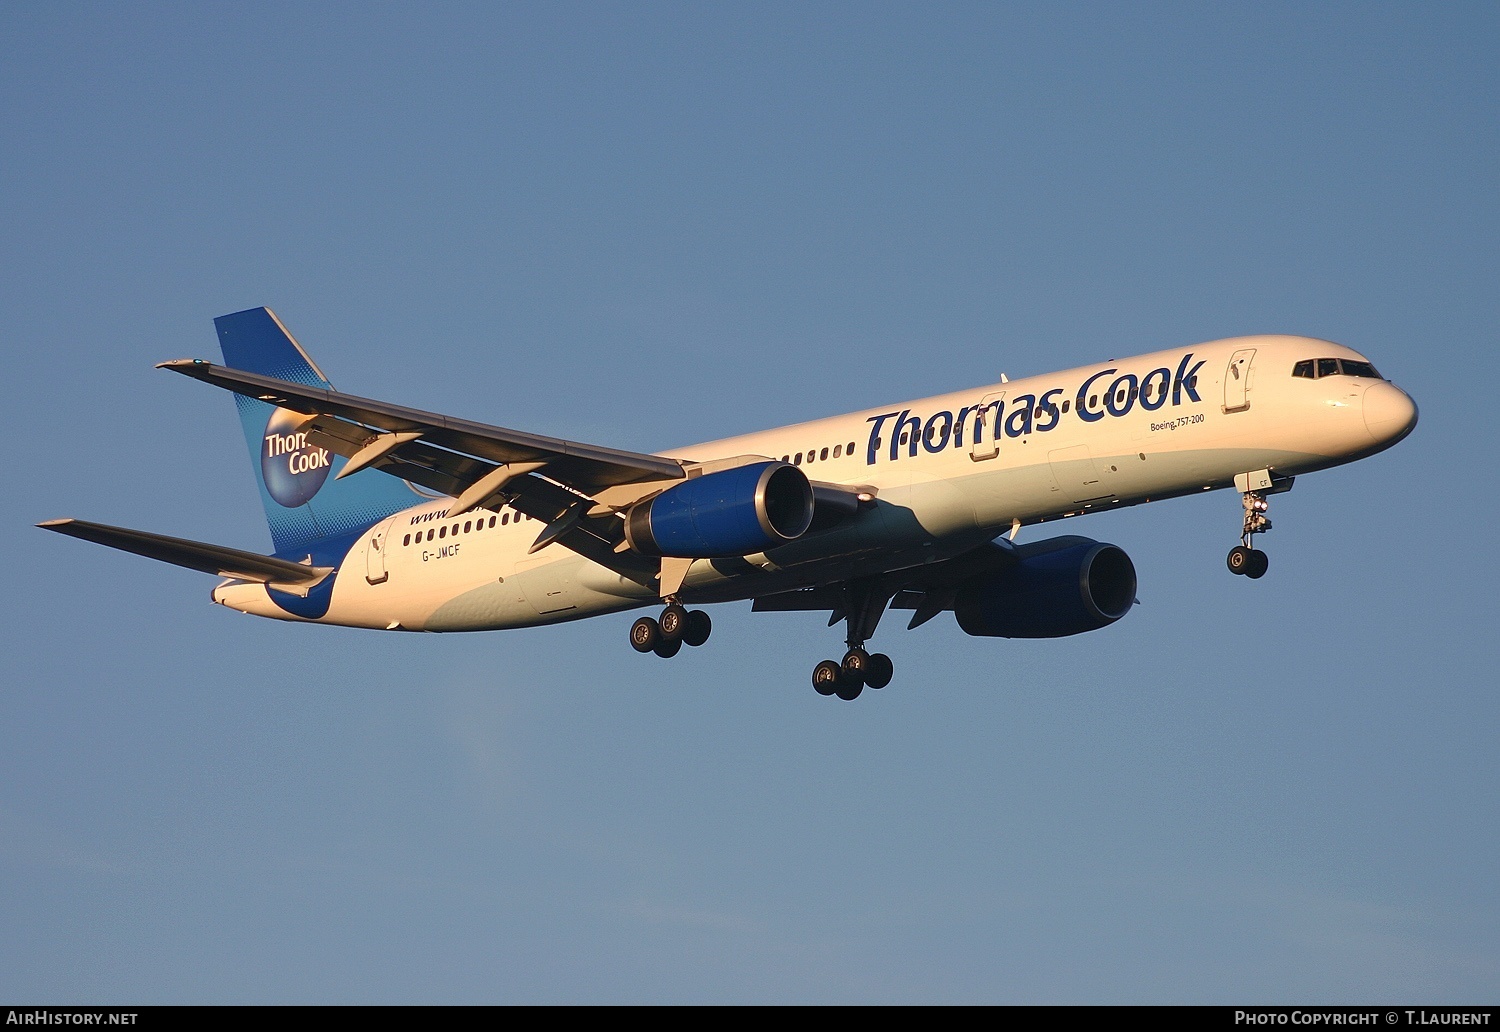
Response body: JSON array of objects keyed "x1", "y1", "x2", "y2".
[
  {"x1": 625, "y1": 460, "x2": 815, "y2": 558},
  {"x1": 953, "y1": 536, "x2": 1136, "y2": 638}
]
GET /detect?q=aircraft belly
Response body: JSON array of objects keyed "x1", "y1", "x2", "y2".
[
  {"x1": 424, "y1": 579, "x2": 554, "y2": 630},
  {"x1": 425, "y1": 556, "x2": 639, "y2": 631}
]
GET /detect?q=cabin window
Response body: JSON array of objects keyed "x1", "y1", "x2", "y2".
[
  {"x1": 403, "y1": 534, "x2": 411, "y2": 546},
  {"x1": 833, "y1": 444, "x2": 842, "y2": 458},
  {"x1": 794, "y1": 452, "x2": 802, "y2": 464},
  {"x1": 847, "y1": 441, "x2": 856, "y2": 454},
  {"x1": 464, "y1": 520, "x2": 472, "y2": 533},
  {"x1": 1062, "y1": 400, "x2": 1070, "y2": 413},
  {"x1": 820, "y1": 447, "x2": 829, "y2": 460},
  {"x1": 438, "y1": 526, "x2": 446, "y2": 539}
]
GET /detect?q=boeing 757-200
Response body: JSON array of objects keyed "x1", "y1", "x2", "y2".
[{"x1": 40, "y1": 308, "x2": 1417, "y2": 700}]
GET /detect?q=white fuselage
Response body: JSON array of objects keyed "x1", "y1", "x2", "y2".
[{"x1": 211, "y1": 335, "x2": 1415, "y2": 631}]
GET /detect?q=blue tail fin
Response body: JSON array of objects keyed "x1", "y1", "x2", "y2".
[{"x1": 215, "y1": 307, "x2": 421, "y2": 556}]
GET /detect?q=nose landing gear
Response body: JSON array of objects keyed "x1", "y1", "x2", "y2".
[
  {"x1": 1226, "y1": 471, "x2": 1294, "y2": 579},
  {"x1": 1226, "y1": 469, "x2": 1295, "y2": 579},
  {"x1": 1227, "y1": 490, "x2": 1271, "y2": 579}
]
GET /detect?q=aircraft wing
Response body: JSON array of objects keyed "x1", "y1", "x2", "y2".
[
  {"x1": 160, "y1": 360, "x2": 875, "y2": 589},
  {"x1": 751, "y1": 535, "x2": 1122, "y2": 632},
  {"x1": 751, "y1": 539, "x2": 1023, "y2": 629},
  {"x1": 158, "y1": 359, "x2": 697, "y2": 585},
  {"x1": 159, "y1": 359, "x2": 687, "y2": 496},
  {"x1": 37, "y1": 518, "x2": 333, "y2": 588}
]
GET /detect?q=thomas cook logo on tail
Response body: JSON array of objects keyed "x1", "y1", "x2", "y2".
[{"x1": 261, "y1": 408, "x2": 332, "y2": 507}]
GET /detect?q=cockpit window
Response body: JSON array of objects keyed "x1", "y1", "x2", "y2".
[{"x1": 1294, "y1": 357, "x2": 1384, "y2": 380}]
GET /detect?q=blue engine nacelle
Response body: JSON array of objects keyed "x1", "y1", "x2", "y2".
[
  {"x1": 625, "y1": 461, "x2": 815, "y2": 558},
  {"x1": 953, "y1": 537, "x2": 1137, "y2": 638}
]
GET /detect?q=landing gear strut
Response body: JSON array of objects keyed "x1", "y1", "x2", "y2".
[
  {"x1": 1227, "y1": 490, "x2": 1271, "y2": 579},
  {"x1": 630, "y1": 600, "x2": 712, "y2": 658},
  {"x1": 811, "y1": 581, "x2": 895, "y2": 701}
]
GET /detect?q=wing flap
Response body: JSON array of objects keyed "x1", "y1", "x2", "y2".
[{"x1": 750, "y1": 540, "x2": 1023, "y2": 621}]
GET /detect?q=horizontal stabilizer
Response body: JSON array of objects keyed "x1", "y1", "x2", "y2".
[{"x1": 37, "y1": 518, "x2": 333, "y2": 587}]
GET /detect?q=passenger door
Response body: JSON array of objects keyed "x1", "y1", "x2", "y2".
[
  {"x1": 365, "y1": 517, "x2": 395, "y2": 585},
  {"x1": 1223, "y1": 349, "x2": 1256, "y2": 413},
  {"x1": 969, "y1": 391, "x2": 1006, "y2": 461}
]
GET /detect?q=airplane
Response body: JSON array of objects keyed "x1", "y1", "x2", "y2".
[{"x1": 39, "y1": 307, "x2": 1417, "y2": 700}]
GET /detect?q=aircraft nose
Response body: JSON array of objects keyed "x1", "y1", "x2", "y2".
[{"x1": 1363, "y1": 381, "x2": 1418, "y2": 445}]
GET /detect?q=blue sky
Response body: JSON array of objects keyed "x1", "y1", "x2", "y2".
[{"x1": 3, "y1": 2, "x2": 1496, "y2": 1003}]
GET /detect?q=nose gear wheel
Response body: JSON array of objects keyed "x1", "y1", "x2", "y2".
[{"x1": 1227, "y1": 490, "x2": 1272, "y2": 578}]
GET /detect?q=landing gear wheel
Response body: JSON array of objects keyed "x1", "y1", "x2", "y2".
[
  {"x1": 629, "y1": 616, "x2": 660, "y2": 653},
  {"x1": 1245, "y1": 549, "x2": 1269, "y2": 579},
  {"x1": 864, "y1": 653, "x2": 894, "y2": 690},
  {"x1": 681, "y1": 609, "x2": 712, "y2": 647},
  {"x1": 652, "y1": 637, "x2": 682, "y2": 659},
  {"x1": 812, "y1": 660, "x2": 842, "y2": 696},
  {"x1": 658, "y1": 603, "x2": 688, "y2": 641},
  {"x1": 841, "y1": 648, "x2": 869, "y2": 685},
  {"x1": 835, "y1": 679, "x2": 864, "y2": 701},
  {"x1": 1227, "y1": 545, "x2": 1253, "y2": 576}
]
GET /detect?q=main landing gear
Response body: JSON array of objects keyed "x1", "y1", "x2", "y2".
[
  {"x1": 812, "y1": 648, "x2": 894, "y2": 701},
  {"x1": 811, "y1": 581, "x2": 894, "y2": 701},
  {"x1": 626, "y1": 579, "x2": 899, "y2": 702},
  {"x1": 630, "y1": 601, "x2": 712, "y2": 659},
  {"x1": 1227, "y1": 489, "x2": 1271, "y2": 579}
]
